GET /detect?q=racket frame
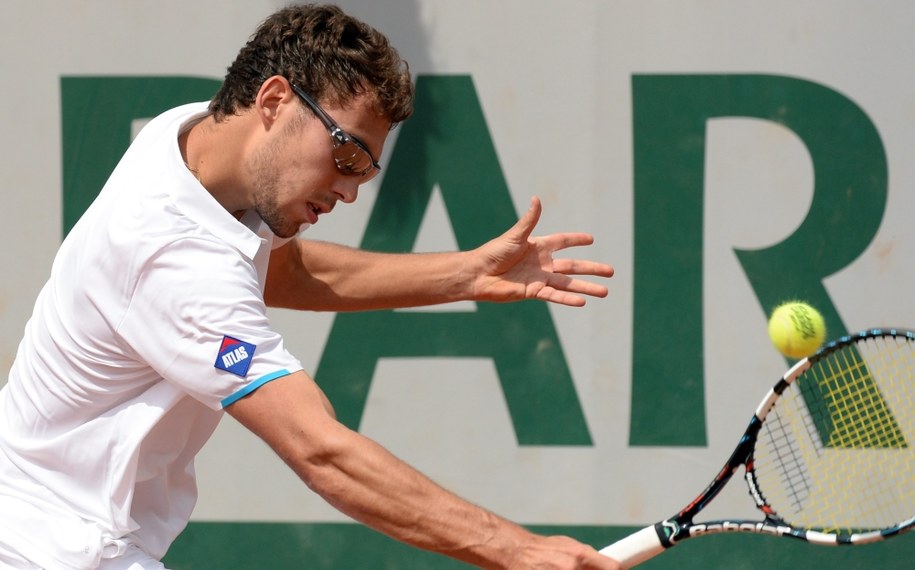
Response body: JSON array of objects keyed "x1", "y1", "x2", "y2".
[{"x1": 601, "y1": 328, "x2": 915, "y2": 567}]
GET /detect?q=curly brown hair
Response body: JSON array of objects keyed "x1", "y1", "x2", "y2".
[{"x1": 209, "y1": 4, "x2": 413, "y2": 125}]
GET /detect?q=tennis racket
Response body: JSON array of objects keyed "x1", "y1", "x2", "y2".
[{"x1": 601, "y1": 327, "x2": 915, "y2": 568}]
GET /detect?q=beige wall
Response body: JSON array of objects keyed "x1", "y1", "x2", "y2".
[{"x1": 2, "y1": 0, "x2": 914, "y2": 532}]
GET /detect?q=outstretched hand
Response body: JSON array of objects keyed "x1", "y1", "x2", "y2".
[{"x1": 469, "y1": 197, "x2": 614, "y2": 307}]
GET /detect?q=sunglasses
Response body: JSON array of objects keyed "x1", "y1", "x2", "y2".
[{"x1": 289, "y1": 82, "x2": 381, "y2": 182}]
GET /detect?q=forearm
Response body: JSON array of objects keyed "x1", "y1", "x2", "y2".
[
  {"x1": 228, "y1": 373, "x2": 615, "y2": 569},
  {"x1": 265, "y1": 239, "x2": 474, "y2": 311},
  {"x1": 297, "y1": 426, "x2": 530, "y2": 567},
  {"x1": 227, "y1": 374, "x2": 524, "y2": 565},
  {"x1": 265, "y1": 199, "x2": 614, "y2": 311}
]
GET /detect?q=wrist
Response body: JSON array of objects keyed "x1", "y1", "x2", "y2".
[
  {"x1": 454, "y1": 514, "x2": 534, "y2": 569},
  {"x1": 455, "y1": 249, "x2": 481, "y2": 302}
]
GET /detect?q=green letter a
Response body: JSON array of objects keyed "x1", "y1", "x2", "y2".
[{"x1": 315, "y1": 75, "x2": 591, "y2": 446}]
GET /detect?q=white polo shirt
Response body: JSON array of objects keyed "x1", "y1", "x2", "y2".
[{"x1": 0, "y1": 102, "x2": 304, "y2": 568}]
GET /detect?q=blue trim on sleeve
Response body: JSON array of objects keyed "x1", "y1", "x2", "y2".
[{"x1": 220, "y1": 369, "x2": 293, "y2": 408}]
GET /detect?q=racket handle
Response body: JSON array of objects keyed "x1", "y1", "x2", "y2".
[{"x1": 599, "y1": 525, "x2": 666, "y2": 568}]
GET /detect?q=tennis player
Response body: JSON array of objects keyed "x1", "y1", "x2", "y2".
[{"x1": 0, "y1": 4, "x2": 617, "y2": 569}]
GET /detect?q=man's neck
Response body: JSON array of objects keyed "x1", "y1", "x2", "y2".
[{"x1": 179, "y1": 113, "x2": 253, "y2": 214}]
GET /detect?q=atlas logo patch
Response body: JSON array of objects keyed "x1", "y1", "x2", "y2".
[{"x1": 215, "y1": 335, "x2": 256, "y2": 377}]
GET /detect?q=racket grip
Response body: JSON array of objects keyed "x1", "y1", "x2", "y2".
[{"x1": 599, "y1": 525, "x2": 665, "y2": 568}]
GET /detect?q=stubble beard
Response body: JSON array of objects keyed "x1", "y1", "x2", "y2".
[
  {"x1": 249, "y1": 138, "x2": 299, "y2": 239},
  {"x1": 253, "y1": 183, "x2": 297, "y2": 239}
]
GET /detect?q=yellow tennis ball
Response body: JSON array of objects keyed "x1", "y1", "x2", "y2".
[{"x1": 767, "y1": 302, "x2": 826, "y2": 359}]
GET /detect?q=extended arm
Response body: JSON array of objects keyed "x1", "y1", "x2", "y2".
[
  {"x1": 226, "y1": 371, "x2": 619, "y2": 569},
  {"x1": 264, "y1": 197, "x2": 614, "y2": 312}
]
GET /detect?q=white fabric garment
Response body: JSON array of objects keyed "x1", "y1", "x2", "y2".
[{"x1": 0, "y1": 102, "x2": 304, "y2": 568}]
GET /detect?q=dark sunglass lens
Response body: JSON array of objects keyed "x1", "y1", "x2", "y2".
[{"x1": 332, "y1": 141, "x2": 373, "y2": 175}]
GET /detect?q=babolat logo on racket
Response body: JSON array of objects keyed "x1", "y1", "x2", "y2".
[
  {"x1": 689, "y1": 521, "x2": 790, "y2": 538},
  {"x1": 215, "y1": 335, "x2": 256, "y2": 377}
]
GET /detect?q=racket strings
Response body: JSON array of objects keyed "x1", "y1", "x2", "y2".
[
  {"x1": 756, "y1": 412, "x2": 812, "y2": 513},
  {"x1": 753, "y1": 332, "x2": 915, "y2": 536},
  {"x1": 819, "y1": 343, "x2": 907, "y2": 449}
]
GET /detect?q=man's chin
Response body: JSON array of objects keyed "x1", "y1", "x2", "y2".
[{"x1": 273, "y1": 222, "x2": 312, "y2": 239}]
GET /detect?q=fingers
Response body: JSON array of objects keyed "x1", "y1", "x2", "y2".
[
  {"x1": 552, "y1": 258, "x2": 615, "y2": 279},
  {"x1": 537, "y1": 276, "x2": 610, "y2": 306},
  {"x1": 531, "y1": 226, "x2": 613, "y2": 305},
  {"x1": 561, "y1": 277, "x2": 610, "y2": 299},
  {"x1": 535, "y1": 233, "x2": 614, "y2": 297},
  {"x1": 511, "y1": 196, "x2": 543, "y2": 243},
  {"x1": 537, "y1": 287, "x2": 588, "y2": 307},
  {"x1": 538, "y1": 231, "x2": 597, "y2": 252}
]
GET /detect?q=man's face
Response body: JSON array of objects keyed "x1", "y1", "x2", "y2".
[{"x1": 247, "y1": 92, "x2": 390, "y2": 238}]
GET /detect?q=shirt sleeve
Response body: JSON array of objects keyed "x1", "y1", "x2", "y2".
[{"x1": 116, "y1": 236, "x2": 303, "y2": 410}]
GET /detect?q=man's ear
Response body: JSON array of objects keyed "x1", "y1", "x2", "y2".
[{"x1": 255, "y1": 75, "x2": 296, "y2": 130}]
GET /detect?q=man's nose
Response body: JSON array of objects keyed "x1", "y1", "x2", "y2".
[{"x1": 336, "y1": 181, "x2": 359, "y2": 204}]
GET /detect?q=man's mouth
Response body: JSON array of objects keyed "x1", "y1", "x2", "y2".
[{"x1": 307, "y1": 202, "x2": 329, "y2": 224}]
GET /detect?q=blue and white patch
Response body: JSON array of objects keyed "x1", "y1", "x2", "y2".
[{"x1": 215, "y1": 335, "x2": 256, "y2": 377}]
